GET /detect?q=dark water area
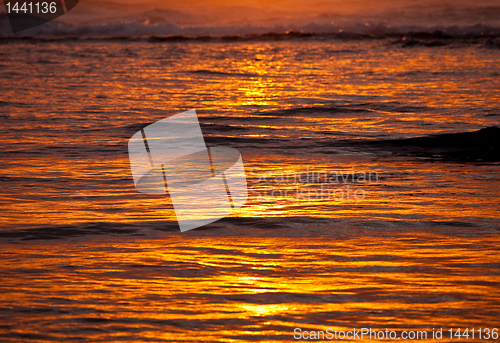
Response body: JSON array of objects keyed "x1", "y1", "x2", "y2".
[{"x1": 339, "y1": 126, "x2": 500, "y2": 162}]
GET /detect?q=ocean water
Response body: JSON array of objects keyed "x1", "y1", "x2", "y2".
[{"x1": 1, "y1": 34, "x2": 500, "y2": 341}]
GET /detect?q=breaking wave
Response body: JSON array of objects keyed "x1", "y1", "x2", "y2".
[
  {"x1": 1, "y1": 19, "x2": 499, "y2": 45},
  {"x1": 343, "y1": 127, "x2": 500, "y2": 162},
  {"x1": 1, "y1": 0, "x2": 500, "y2": 43}
]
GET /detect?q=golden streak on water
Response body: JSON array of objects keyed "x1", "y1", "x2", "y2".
[{"x1": 1, "y1": 232, "x2": 499, "y2": 341}]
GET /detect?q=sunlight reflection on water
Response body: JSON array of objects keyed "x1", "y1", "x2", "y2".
[{"x1": 0, "y1": 39, "x2": 499, "y2": 341}]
